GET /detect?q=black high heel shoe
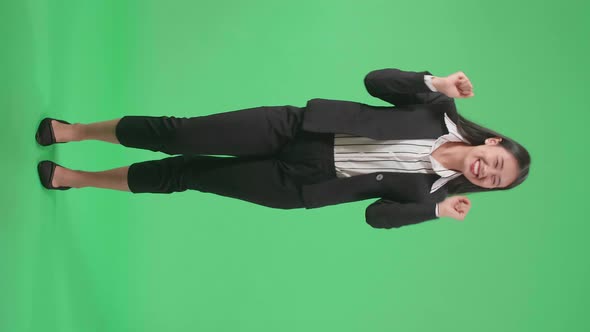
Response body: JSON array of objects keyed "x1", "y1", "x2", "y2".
[
  {"x1": 37, "y1": 160, "x2": 72, "y2": 190},
  {"x1": 35, "y1": 117, "x2": 71, "y2": 146}
]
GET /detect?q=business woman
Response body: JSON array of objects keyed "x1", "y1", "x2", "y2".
[{"x1": 35, "y1": 68, "x2": 531, "y2": 229}]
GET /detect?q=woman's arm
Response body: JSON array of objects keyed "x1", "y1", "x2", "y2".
[
  {"x1": 365, "y1": 198, "x2": 439, "y2": 229},
  {"x1": 365, "y1": 195, "x2": 471, "y2": 229},
  {"x1": 364, "y1": 68, "x2": 453, "y2": 106}
]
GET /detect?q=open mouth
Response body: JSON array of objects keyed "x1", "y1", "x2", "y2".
[{"x1": 471, "y1": 159, "x2": 480, "y2": 177}]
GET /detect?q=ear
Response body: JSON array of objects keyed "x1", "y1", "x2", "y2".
[{"x1": 484, "y1": 137, "x2": 503, "y2": 145}]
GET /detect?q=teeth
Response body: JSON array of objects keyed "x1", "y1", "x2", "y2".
[{"x1": 475, "y1": 160, "x2": 480, "y2": 176}]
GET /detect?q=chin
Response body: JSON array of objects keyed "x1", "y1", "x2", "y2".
[{"x1": 466, "y1": 176, "x2": 479, "y2": 186}]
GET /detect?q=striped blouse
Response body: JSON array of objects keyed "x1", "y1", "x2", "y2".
[{"x1": 333, "y1": 112, "x2": 469, "y2": 194}]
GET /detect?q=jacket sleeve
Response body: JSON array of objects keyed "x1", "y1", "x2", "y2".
[
  {"x1": 365, "y1": 198, "x2": 440, "y2": 229},
  {"x1": 364, "y1": 68, "x2": 453, "y2": 106}
]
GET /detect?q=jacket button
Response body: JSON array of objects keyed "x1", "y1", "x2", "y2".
[{"x1": 376, "y1": 174, "x2": 383, "y2": 181}]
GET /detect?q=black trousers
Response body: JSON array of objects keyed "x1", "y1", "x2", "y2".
[{"x1": 114, "y1": 105, "x2": 337, "y2": 209}]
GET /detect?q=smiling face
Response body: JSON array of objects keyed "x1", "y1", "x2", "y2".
[{"x1": 463, "y1": 138, "x2": 521, "y2": 189}]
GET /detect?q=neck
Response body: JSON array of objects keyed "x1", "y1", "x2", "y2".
[{"x1": 434, "y1": 142, "x2": 473, "y2": 172}]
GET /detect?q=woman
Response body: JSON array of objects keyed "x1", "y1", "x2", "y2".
[{"x1": 35, "y1": 68, "x2": 531, "y2": 229}]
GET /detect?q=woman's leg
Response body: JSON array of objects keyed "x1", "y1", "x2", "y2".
[
  {"x1": 53, "y1": 155, "x2": 304, "y2": 209},
  {"x1": 108, "y1": 106, "x2": 303, "y2": 156},
  {"x1": 51, "y1": 164, "x2": 130, "y2": 191},
  {"x1": 54, "y1": 106, "x2": 303, "y2": 156},
  {"x1": 124, "y1": 155, "x2": 304, "y2": 209},
  {"x1": 52, "y1": 119, "x2": 122, "y2": 144}
]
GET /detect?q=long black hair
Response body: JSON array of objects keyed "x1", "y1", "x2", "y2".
[{"x1": 445, "y1": 113, "x2": 531, "y2": 195}]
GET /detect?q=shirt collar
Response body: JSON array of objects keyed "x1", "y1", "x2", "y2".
[{"x1": 429, "y1": 113, "x2": 469, "y2": 193}]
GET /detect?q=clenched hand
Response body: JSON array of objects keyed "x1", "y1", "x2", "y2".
[
  {"x1": 432, "y1": 71, "x2": 475, "y2": 98},
  {"x1": 438, "y1": 196, "x2": 472, "y2": 221}
]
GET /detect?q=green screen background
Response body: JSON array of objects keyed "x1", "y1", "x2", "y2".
[{"x1": 1, "y1": 0, "x2": 588, "y2": 331}]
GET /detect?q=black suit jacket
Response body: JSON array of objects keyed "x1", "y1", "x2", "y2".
[{"x1": 300, "y1": 68, "x2": 461, "y2": 229}]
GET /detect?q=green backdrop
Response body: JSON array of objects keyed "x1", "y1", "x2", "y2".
[{"x1": 1, "y1": 0, "x2": 588, "y2": 331}]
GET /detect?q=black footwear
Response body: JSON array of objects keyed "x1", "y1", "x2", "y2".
[
  {"x1": 35, "y1": 117, "x2": 71, "y2": 146},
  {"x1": 37, "y1": 160, "x2": 72, "y2": 190}
]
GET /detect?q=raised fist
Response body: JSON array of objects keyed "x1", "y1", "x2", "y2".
[
  {"x1": 433, "y1": 71, "x2": 475, "y2": 98},
  {"x1": 438, "y1": 196, "x2": 472, "y2": 221}
]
